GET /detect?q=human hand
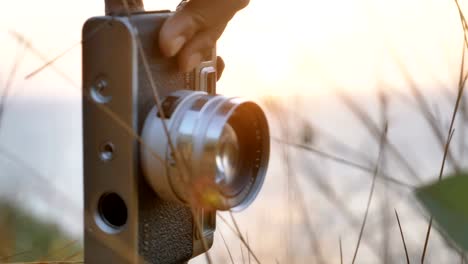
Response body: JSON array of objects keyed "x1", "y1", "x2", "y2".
[
  {"x1": 158, "y1": 0, "x2": 249, "y2": 74},
  {"x1": 104, "y1": 0, "x2": 246, "y2": 76}
]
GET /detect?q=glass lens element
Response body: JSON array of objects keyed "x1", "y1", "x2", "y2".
[{"x1": 215, "y1": 123, "x2": 239, "y2": 185}]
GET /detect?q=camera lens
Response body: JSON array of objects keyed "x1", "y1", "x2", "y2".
[
  {"x1": 141, "y1": 90, "x2": 270, "y2": 211},
  {"x1": 215, "y1": 123, "x2": 239, "y2": 186}
]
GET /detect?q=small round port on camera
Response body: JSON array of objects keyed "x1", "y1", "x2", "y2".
[
  {"x1": 99, "y1": 142, "x2": 115, "y2": 162},
  {"x1": 96, "y1": 192, "x2": 128, "y2": 233}
]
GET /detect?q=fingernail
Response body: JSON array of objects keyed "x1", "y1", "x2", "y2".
[
  {"x1": 168, "y1": 35, "x2": 186, "y2": 57},
  {"x1": 183, "y1": 52, "x2": 202, "y2": 72}
]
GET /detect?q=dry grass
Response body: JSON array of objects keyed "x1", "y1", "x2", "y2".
[{"x1": 1, "y1": 1, "x2": 468, "y2": 264}]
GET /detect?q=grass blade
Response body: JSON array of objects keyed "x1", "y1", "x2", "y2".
[{"x1": 394, "y1": 209, "x2": 410, "y2": 264}]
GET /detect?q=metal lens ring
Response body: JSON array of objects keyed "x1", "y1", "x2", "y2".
[
  {"x1": 194, "y1": 98, "x2": 269, "y2": 211},
  {"x1": 140, "y1": 90, "x2": 270, "y2": 211}
]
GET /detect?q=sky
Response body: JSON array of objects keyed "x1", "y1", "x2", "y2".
[{"x1": 0, "y1": 0, "x2": 466, "y2": 99}]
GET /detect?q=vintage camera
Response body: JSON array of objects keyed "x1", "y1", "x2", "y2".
[{"x1": 82, "y1": 9, "x2": 270, "y2": 264}]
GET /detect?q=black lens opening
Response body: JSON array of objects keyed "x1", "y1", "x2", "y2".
[
  {"x1": 98, "y1": 192, "x2": 128, "y2": 229},
  {"x1": 217, "y1": 104, "x2": 265, "y2": 198}
]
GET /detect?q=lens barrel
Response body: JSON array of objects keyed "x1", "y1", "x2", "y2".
[{"x1": 141, "y1": 90, "x2": 270, "y2": 211}]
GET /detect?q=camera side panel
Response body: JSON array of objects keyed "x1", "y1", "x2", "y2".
[{"x1": 83, "y1": 17, "x2": 139, "y2": 264}]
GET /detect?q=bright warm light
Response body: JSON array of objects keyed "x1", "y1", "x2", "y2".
[
  {"x1": 218, "y1": 0, "x2": 465, "y2": 97},
  {"x1": 0, "y1": 0, "x2": 465, "y2": 98}
]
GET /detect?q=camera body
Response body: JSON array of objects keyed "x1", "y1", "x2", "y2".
[
  {"x1": 83, "y1": 9, "x2": 270, "y2": 264},
  {"x1": 83, "y1": 11, "x2": 215, "y2": 264}
]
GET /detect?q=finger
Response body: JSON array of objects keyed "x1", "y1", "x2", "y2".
[
  {"x1": 177, "y1": 25, "x2": 225, "y2": 72},
  {"x1": 159, "y1": 0, "x2": 249, "y2": 57},
  {"x1": 216, "y1": 56, "x2": 225, "y2": 81},
  {"x1": 159, "y1": 7, "x2": 199, "y2": 57}
]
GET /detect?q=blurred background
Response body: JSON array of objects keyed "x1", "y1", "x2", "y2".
[{"x1": 1, "y1": 0, "x2": 467, "y2": 263}]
